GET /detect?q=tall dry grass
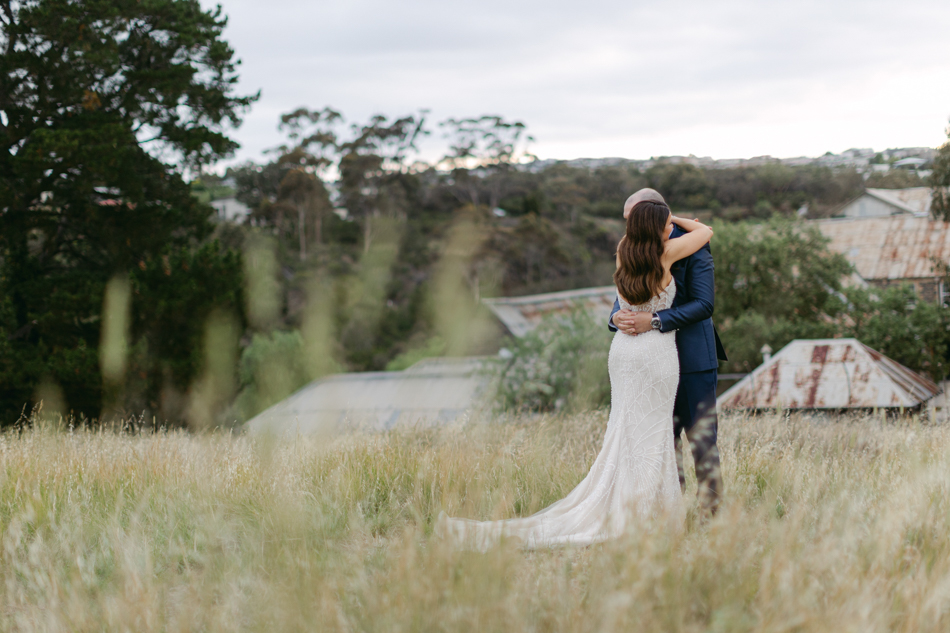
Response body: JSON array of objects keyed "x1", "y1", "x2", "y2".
[{"x1": 1, "y1": 410, "x2": 948, "y2": 632}]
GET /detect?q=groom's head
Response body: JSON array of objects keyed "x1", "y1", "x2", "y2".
[{"x1": 623, "y1": 188, "x2": 666, "y2": 219}]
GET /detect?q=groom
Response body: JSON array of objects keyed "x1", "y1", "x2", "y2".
[{"x1": 609, "y1": 188, "x2": 727, "y2": 515}]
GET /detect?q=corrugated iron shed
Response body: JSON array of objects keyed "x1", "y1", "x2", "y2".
[
  {"x1": 482, "y1": 286, "x2": 616, "y2": 337},
  {"x1": 245, "y1": 357, "x2": 492, "y2": 437},
  {"x1": 815, "y1": 215, "x2": 950, "y2": 281},
  {"x1": 718, "y1": 338, "x2": 940, "y2": 410}
]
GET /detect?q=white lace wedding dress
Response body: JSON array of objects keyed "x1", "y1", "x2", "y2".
[{"x1": 440, "y1": 279, "x2": 685, "y2": 550}]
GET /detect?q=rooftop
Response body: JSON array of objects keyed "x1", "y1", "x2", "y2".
[
  {"x1": 815, "y1": 214, "x2": 950, "y2": 281},
  {"x1": 719, "y1": 338, "x2": 941, "y2": 410},
  {"x1": 862, "y1": 187, "x2": 933, "y2": 216},
  {"x1": 245, "y1": 357, "x2": 493, "y2": 437},
  {"x1": 482, "y1": 286, "x2": 616, "y2": 337}
]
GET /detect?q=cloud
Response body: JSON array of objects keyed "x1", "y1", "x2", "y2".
[{"x1": 205, "y1": 0, "x2": 950, "y2": 165}]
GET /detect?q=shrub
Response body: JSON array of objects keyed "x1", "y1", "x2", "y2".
[
  {"x1": 493, "y1": 308, "x2": 612, "y2": 412},
  {"x1": 229, "y1": 330, "x2": 320, "y2": 423}
]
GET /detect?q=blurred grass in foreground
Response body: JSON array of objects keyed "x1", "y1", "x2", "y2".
[{"x1": 1, "y1": 411, "x2": 949, "y2": 632}]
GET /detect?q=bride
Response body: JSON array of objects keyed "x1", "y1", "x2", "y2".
[{"x1": 439, "y1": 199, "x2": 714, "y2": 550}]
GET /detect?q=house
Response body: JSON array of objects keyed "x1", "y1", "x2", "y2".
[
  {"x1": 718, "y1": 339, "x2": 940, "y2": 410},
  {"x1": 210, "y1": 197, "x2": 251, "y2": 222},
  {"x1": 832, "y1": 187, "x2": 933, "y2": 218},
  {"x1": 893, "y1": 157, "x2": 929, "y2": 171},
  {"x1": 815, "y1": 215, "x2": 950, "y2": 304}
]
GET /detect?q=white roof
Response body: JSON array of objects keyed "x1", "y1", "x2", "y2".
[
  {"x1": 719, "y1": 338, "x2": 940, "y2": 410},
  {"x1": 892, "y1": 157, "x2": 928, "y2": 168},
  {"x1": 245, "y1": 357, "x2": 492, "y2": 437}
]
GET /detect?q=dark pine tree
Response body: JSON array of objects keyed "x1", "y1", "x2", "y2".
[{"x1": 0, "y1": 0, "x2": 258, "y2": 424}]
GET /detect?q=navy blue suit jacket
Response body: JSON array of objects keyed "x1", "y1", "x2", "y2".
[{"x1": 609, "y1": 227, "x2": 727, "y2": 374}]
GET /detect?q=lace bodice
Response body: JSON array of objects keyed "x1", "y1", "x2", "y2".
[{"x1": 618, "y1": 278, "x2": 676, "y2": 313}]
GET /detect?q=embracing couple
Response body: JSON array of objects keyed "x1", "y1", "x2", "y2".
[{"x1": 440, "y1": 188, "x2": 727, "y2": 550}]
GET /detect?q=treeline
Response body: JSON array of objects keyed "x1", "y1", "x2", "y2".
[
  {"x1": 201, "y1": 107, "x2": 879, "y2": 422},
  {"x1": 4, "y1": 1, "x2": 949, "y2": 426},
  {"x1": 544, "y1": 160, "x2": 865, "y2": 219}
]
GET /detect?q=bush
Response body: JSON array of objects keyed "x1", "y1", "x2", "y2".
[
  {"x1": 229, "y1": 330, "x2": 326, "y2": 423},
  {"x1": 493, "y1": 309, "x2": 612, "y2": 412},
  {"x1": 713, "y1": 218, "x2": 853, "y2": 374},
  {"x1": 717, "y1": 281, "x2": 950, "y2": 381},
  {"x1": 844, "y1": 284, "x2": 950, "y2": 381},
  {"x1": 718, "y1": 312, "x2": 839, "y2": 373}
]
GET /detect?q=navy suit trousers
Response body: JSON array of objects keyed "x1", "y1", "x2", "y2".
[
  {"x1": 672, "y1": 368, "x2": 721, "y2": 514},
  {"x1": 673, "y1": 369, "x2": 718, "y2": 437}
]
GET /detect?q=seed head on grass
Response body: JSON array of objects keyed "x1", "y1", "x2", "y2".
[{"x1": 0, "y1": 410, "x2": 948, "y2": 631}]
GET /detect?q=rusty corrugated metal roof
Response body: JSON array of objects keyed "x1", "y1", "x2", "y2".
[
  {"x1": 718, "y1": 339, "x2": 940, "y2": 410},
  {"x1": 482, "y1": 286, "x2": 616, "y2": 337},
  {"x1": 815, "y1": 215, "x2": 950, "y2": 281}
]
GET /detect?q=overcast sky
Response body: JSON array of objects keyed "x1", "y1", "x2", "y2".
[{"x1": 203, "y1": 0, "x2": 950, "y2": 166}]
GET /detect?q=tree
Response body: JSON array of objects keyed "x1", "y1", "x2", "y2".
[
  {"x1": 712, "y1": 219, "x2": 854, "y2": 372},
  {"x1": 713, "y1": 219, "x2": 852, "y2": 323},
  {"x1": 273, "y1": 107, "x2": 340, "y2": 258},
  {"x1": 645, "y1": 162, "x2": 712, "y2": 210},
  {"x1": 337, "y1": 112, "x2": 428, "y2": 250},
  {"x1": 580, "y1": 165, "x2": 647, "y2": 217},
  {"x1": 440, "y1": 115, "x2": 535, "y2": 209},
  {"x1": 844, "y1": 284, "x2": 950, "y2": 381},
  {"x1": 865, "y1": 169, "x2": 925, "y2": 189},
  {"x1": 0, "y1": 0, "x2": 257, "y2": 424},
  {"x1": 704, "y1": 164, "x2": 862, "y2": 219},
  {"x1": 932, "y1": 120, "x2": 950, "y2": 220},
  {"x1": 273, "y1": 169, "x2": 332, "y2": 260}
]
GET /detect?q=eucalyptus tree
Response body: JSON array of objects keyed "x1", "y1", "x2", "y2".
[
  {"x1": 440, "y1": 115, "x2": 535, "y2": 210},
  {"x1": 336, "y1": 111, "x2": 429, "y2": 250},
  {"x1": 272, "y1": 107, "x2": 340, "y2": 258}
]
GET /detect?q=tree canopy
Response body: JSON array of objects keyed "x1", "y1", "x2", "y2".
[{"x1": 0, "y1": 0, "x2": 257, "y2": 424}]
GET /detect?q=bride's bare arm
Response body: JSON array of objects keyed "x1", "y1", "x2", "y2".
[{"x1": 663, "y1": 216, "x2": 713, "y2": 264}]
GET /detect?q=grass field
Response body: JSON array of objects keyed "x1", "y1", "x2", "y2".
[{"x1": 1, "y1": 410, "x2": 948, "y2": 632}]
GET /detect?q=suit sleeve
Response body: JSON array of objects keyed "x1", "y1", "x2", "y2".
[
  {"x1": 656, "y1": 244, "x2": 714, "y2": 333},
  {"x1": 608, "y1": 297, "x2": 620, "y2": 332}
]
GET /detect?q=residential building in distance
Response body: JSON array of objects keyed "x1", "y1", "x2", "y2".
[
  {"x1": 209, "y1": 197, "x2": 251, "y2": 222},
  {"x1": 815, "y1": 213, "x2": 950, "y2": 304},
  {"x1": 832, "y1": 187, "x2": 933, "y2": 218}
]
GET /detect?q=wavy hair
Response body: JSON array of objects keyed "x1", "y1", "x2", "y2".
[{"x1": 614, "y1": 200, "x2": 670, "y2": 305}]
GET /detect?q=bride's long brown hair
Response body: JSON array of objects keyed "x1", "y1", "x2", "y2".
[{"x1": 614, "y1": 200, "x2": 670, "y2": 304}]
